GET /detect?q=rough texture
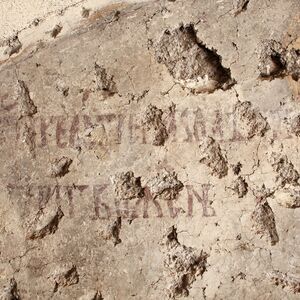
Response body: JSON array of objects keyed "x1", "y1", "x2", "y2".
[
  {"x1": 251, "y1": 200, "x2": 279, "y2": 245},
  {"x1": 17, "y1": 80, "x2": 37, "y2": 119},
  {"x1": 144, "y1": 104, "x2": 169, "y2": 146},
  {"x1": 155, "y1": 24, "x2": 235, "y2": 93},
  {"x1": 162, "y1": 226, "x2": 208, "y2": 298},
  {"x1": 113, "y1": 171, "x2": 144, "y2": 200},
  {"x1": 270, "y1": 154, "x2": 300, "y2": 187},
  {"x1": 199, "y1": 137, "x2": 228, "y2": 178},
  {"x1": 232, "y1": 176, "x2": 248, "y2": 198},
  {"x1": 259, "y1": 39, "x2": 300, "y2": 81},
  {"x1": 148, "y1": 170, "x2": 183, "y2": 200},
  {"x1": 0, "y1": 0, "x2": 300, "y2": 299},
  {"x1": 234, "y1": 101, "x2": 269, "y2": 139},
  {"x1": 50, "y1": 157, "x2": 73, "y2": 178}
]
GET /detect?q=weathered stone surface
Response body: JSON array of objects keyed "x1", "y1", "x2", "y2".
[
  {"x1": 155, "y1": 24, "x2": 235, "y2": 93},
  {"x1": 0, "y1": 0, "x2": 300, "y2": 299}
]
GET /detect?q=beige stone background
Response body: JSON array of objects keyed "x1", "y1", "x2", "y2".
[{"x1": 0, "y1": 0, "x2": 300, "y2": 299}]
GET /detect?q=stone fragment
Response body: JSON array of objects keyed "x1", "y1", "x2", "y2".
[
  {"x1": 155, "y1": 24, "x2": 235, "y2": 93},
  {"x1": 199, "y1": 137, "x2": 228, "y2": 178},
  {"x1": 81, "y1": 7, "x2": 91, "y2": 18},
  {"x1": 50, "y1": 157, "x2": 73, "y2": 178},
  {"x1": 251, "y1": 200, "x2": 279, "y2": 245},
  {"x1": 148, "y1": 170, "x2": 183, "y2": 200},
  {"x1": 0, "y1": 278, "x2": 20, "y2": 300},
  {"x1": 268, "y1": 271, "x2": 300, "y2": 293},
  {"x1": 234, "y1": 0, "x2": 250, "y2": 16},
  {"x1": 234, "y1": 101, "x2": 269, "y2": 139},
  {"x1": 144, "y1": 104, "x2": 169, "y2": 146},
  {"x1": 113, "y1": 171, "x2": 144, "y2": 200},
  {"x1": 104, "y1": 217, "x2": 122, "y2": 246},
  {"x1": 270, "y1": 154, "x2": 299, "y2": 187},
  {"x1": 258, "y1": 40, "x2": 300, "y2": 81},
  {"x1": 17, "y1": 80, "x2": 37, "y2": 119},
  {"x1": 232, "y1": 176, "x2": 248, "y2": 198},
  {"x1": 232, "y1": 162, "x2": 242, "y2": 175},
  {"x1": 56, "y1": 80, "x2": 69, "y2": 97},
  {"x1": 290, "y1": 114, "x2": 300, "y2": 137},
  {"x1": 3, "y1": 35, "x2": 22, "y2": 56},
  {"x1": 162, "y1": 226, "x2": 208, "y2": 298},
  {"x1": 52, "y1": 264, "x2": 79, "y2": 292},
  {"x1": 22, "y1": 122, "x2": 36, "y2": 156},
  {"x1": 51, "y1": 24, "x2": 62, "y2": 38},
  {"x1": 78, "y1": 290, "x2": 103, "y2": 300},
  {"x1": 274, "y1": 185, "x2": 300, "y2": 208},
  {"x1": 27, "y1": 207, "x2": 64, "y2": 240},
  {"x1": 94, "y1": 63, "x2": 117, "y2": 96}
]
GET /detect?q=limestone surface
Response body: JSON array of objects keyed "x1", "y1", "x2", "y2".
[{"x1": 0, "y1": 0, "x2": 300, "y2": 299}]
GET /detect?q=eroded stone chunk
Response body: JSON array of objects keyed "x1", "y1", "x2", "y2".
[
  {"x1": 274, "y1": 185, "x2": 300, "y2": 208},
  {"x1": 27, "y1": 207, "x2": 64, "y2": 240},
  {"x1": 17, "y1": 80, "x2": 37, "y2": 119},
  {"x1": 3, "y1": 35, "x2": 22, "y2": 56},
  {"x1": 251, "y1": 200, "x2": 279, "y2": 245},
  {"x1": 144, "y1": 104, "x2": 169, "y2": 146},
  {"x1": 268, "y1": 271, "x2": 300, "y2": 293},
  {"x1": 148, "y1": 170, "x2": 183, "y2": 200},
  {"x1": 232, "y1": 176, "x2": 248, "y2": 198},
  {"x1": 234, "y1": 101, "x2": 269, "y2": 139},
  {"x1": 79, "y1": 290, "x2": 103, "y2": 300},
  {"x1": 155, "y1": 24, "x2": 235, "y2": 93},
  {"x1": 50, "y1": 157, "x2": 73, "y2": 178},
  {"x1": 94, "y1": 63, "x2": 117, "y2": 96},
  {"x1": 0, "y1": 278, "x2": 20, "y2": 300},
  {"x1": 290, "y1": 114, "x2": 300, "y2": 137},
  {"x1": 162, "y1": 226, "x2": 208, "y2": 298},
  {"x1": 258, "y1": 40, "x2": 300, "y2": 81},
  {"x1": 270, "y1": 154, "x2": 299, "y2": 187},
  {"x1": 199, "y1": 137, "x2": 228, "y2": 178},
  {"x1": 234, "y1": 0, "x2": 250, "y2": 16},
  {"x1": 52, "y1": 264, "x2": 79, "y2": 292},
  {"x1": 51, "y1": 24, "x2": 63, "y2": 38},
  {"x1": 113, "y1": 171, "x2": 144, "y2": 200},
  {"x1": 285, "y1": 48, "x2": 300, "y2": 81},
  {"x1": 103, "y1": 217, "x2": 122, "y2": 246}
]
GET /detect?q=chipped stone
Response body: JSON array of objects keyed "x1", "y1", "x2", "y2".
[
  {"x1": 51, "y1": 24, "x2": 62, "y2": 38},
  {"x1": 50, "y1": 157, "x2": 73, "y2": 178},
  {"x1": 148, "y1": 169, "x2": 183, "y2": 200},
  {"x1": 113, "y1": 171, "x2": 144, "y2": 200},
  {"x1": 234, "y1": 0, "x2": 250, "y2": 16},
  {"x1": 270, "y1": 154, "x2": 299, "y2": 187},
  {"x1": 52, "y1": 264, "x2": 79, "y2": 292},
  {"x1": 290, "y1": 114, "x2": 300, "y2": 137},
  {"x1": 104, "y1": 217, "x2": 122, "y2": 246},
  {"x1": 232, "y1": 162, "x2": 242, "y2": 175},
  {"x1": 144, "y1": 104, "x2": 169, "y2": 146},
  {"x1": 234, "y1": 101, "x2": 269, "y2": 139},
  {"x1": 162, "y1": 226, "x2": 208, "y2": 298},
  {"x1": 78, "y1": 290, "x2": 103, "y2": 300},
  {"x1": 27, "y1": 207, "x2": 64, "y2": 240},
  {"x1": 232, "y1": 176, "x2": 248, "y2": 198},
  {"x1": 155, "y1": 24, "x2": 235, "y2": 93},
  {"x1": 268, "y1": 271, "x2": 300, "y2": 293},
  {"x1": 94, "y1": 63, "x2": 117, "y2": 96},
  {"x1": 258, "y1": 40, "x2": 300, "y2": 81},
  {"x1": 81, "y1": 7, "x2": 91, "y2": 18},
  {"x1": 3, "y1": 35, "x2": 22, "y2": 56},
  {"x1": 199, "y1": 137, "x2": 228, "y2": 178},
  {"x1": 17, "y1": 80, "x2": 37, "y2": 119},
  {"x1": 251, "y1": 200, "x2": 279, "y2": 245},
  {"x1": 274, "y1": 185, "x2": 300, "y2": 208},
  {"x1": 0, "y1": 278, "x2": 20, "y2": 300}
]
